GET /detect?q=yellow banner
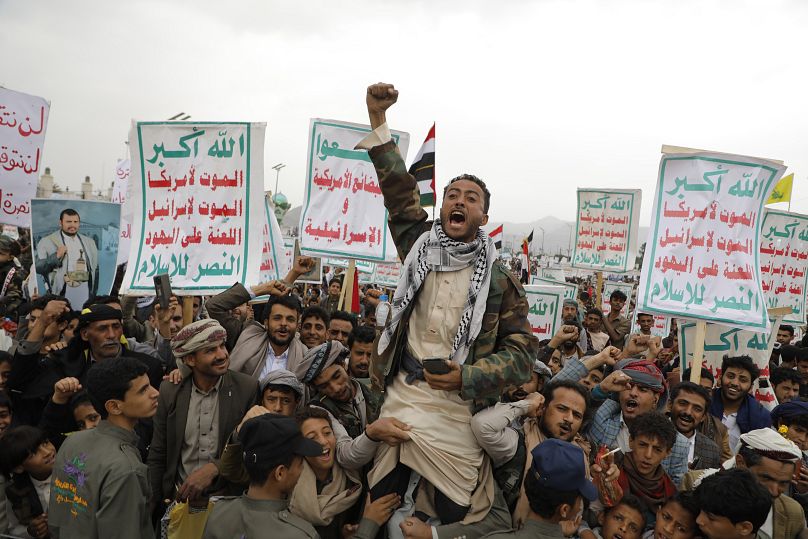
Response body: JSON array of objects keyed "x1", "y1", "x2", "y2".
[{"x1": 767, "y1": 173, "x2": 793, "y2": 204}]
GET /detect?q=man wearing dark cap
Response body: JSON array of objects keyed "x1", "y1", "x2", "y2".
[
  {"x1": 0, "y1": 234, "x2": 23, "y2": 321},
  {"x1": 8, "y1": 302, "x2": 163, "y2": 426},
  {"x1": 148, "y1": 319, "x2": 257, "y2": 515},
  {"x1": 202, "y1": 414, "x2": 393, "y2": 539},
  {"x1": 481, "y1": 439, "x2": 598, "y2": 538},
  {"x1": 302, "y1": 341, "x2": 381, "y2": 438}
]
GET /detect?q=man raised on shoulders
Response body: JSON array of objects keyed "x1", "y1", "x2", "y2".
[{"x1": 358, "y1": 82, "x2": 538, "y2": 531}]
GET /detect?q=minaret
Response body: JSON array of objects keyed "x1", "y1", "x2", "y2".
[
  {"x1": 38, "y1": 167, "x2": 54, "y2": 198},
  {"x1": 81, "y1": 176, "x2": 93, "y2": 199}
]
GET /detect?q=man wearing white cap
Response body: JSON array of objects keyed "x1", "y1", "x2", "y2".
[{"x1": 682, "y1": 428, "x2": 807, "y2": 539}]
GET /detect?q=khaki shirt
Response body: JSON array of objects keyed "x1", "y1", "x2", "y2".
[
  {"x1": 178, "y1": 378, "x2": 222, "y2": 484},
  {"x1": 407, "y1": 266, "x2": 474, "y2": 361},
  {"x1": 202, "y1": 496, "x2": 381, "y2": 539}
]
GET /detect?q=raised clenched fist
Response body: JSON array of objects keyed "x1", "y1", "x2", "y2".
[{"x1": 366, "y1": 83, "x2": 399, "y2": 114}]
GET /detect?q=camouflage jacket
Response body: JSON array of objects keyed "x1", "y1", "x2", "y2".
[
  {"x1": 0, "y1": 262, "x2": 24, "y2": 321},
  {"x1": 367, "y1": 140, "x2": 539, "y2": 410},
  {"x1": 316, "y1": 379, "x2": 381, "y2": 439}
]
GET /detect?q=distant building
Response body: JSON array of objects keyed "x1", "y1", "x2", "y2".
[{"x1": 36, "y1": 168, "x2": 110, "y2": 201}]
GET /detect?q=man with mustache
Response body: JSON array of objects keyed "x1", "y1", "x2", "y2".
[
  {"x1": 668, "y1": 382, "x2": 721, "y2": 470},
  {"x1": 35, "y1": 208, "x2": 99, "y2": 309},
  {"x1": 148, "y1": 319, "x2": 257, "y2": 517},
  {"x1": 8, "y1": 303, "x2": 164, "y2": 428},
  {"x1": 360, "y1": 82, "x2": 537, "y2": 533},
  {"x1": 205, "y1": 257, "x2": 316, "y2": 383},
  {"x1": 580, "y1": 355, "x2": 689, "y2": 486},
  {"x1": 471, "y1": 365, "x2": 603, "y2": 528},
  {"x1": 708, "y1": 355, "x2": 771, "y2": 451},
  {"x1": 346, "y1": 325, "x2": 376, "y2": 380}
]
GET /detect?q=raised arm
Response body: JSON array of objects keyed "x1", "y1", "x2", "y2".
[{"x1": 363, "y1": 83, "x2": 431, "y2": 261}]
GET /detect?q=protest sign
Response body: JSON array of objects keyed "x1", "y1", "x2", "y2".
[
  {"x1": 31, "y1": 199, "x2": 120, "y2": 308},
  {"x1": 602, "y1": 281, "x2": 634, "y2": 316},
  {"x1": 539, "y1": 267, "x2": 566, "y2": 282},
  {"x1": 122, "y1": 122, "x2": 265, "y2": 295},
  {"x1": 759, "y1": 209, "x2": 808, "y2": 325},
  {"x1": 259, "y1": 194, "x2": 292, "y2": 282},
  {"x1": 300, "y1": 119, "x2": 409, "y2": 262},
  {"x1": 572, "y1": 189, "x2": 641, "y2": 273},
  {"x1": 372, "y1": 262, "x2": 401, "y2": 288},
  {"x1": 679, "y1": 320, "x2": 779, "y2": 407},
  {"x1": 0, "y1": 87, "x2": 50, "y2": 226},
  {"x1": 637, "y1": 150, "x2": 786, "y2": 332},
  {"x1": 112, "y1": 159, "x2": 131, "y2": 264},
  {"x1": 531, "y1": 276, "x2": 577, "y2": 300},
  {"x1": 524, "y1": 284, "x2": 564, "y2": 339},
  {"x1": 325, "y1": 257, "x2": 375, "y2": 273}
]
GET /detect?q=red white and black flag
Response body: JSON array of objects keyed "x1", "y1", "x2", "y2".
[
  {"x1": 489, "y1": 224, "x2": 503, "y2": 250},
  {"x1": 408, "y1": 123, "x2": 436, "y2": 207}
]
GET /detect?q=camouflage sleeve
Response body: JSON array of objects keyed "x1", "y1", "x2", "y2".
[
  {"x1": 0, "y1": 271, "x2": 24, "y2": 320},
  {"x1": 368, "y1": 141, "x2": 431, "y2": 261},
  {"x1": 460, "y1": 269, "x2": 539, "y2": 402}
]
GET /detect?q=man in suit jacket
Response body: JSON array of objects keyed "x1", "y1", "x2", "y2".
[
  {"x1": 148, "y1": 319, "x2": 257, "y2": 512},
  {"x1": 669, "y1": 382, "x2": 722, "y2": 470},
  {"x1": 205, "y1": 258, "x2": 315, "y2": 383}
]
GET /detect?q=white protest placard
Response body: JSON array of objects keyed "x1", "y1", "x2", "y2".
[
  {"x1": 524, "y1": 284, "x2": 564, "y2": 339},
  {"x1": 0, "y1": 87, "x2": 50, "y2": 226},
  {"x1": 531, "y1": 276, "x2": 577, "y2": 301},
  {"x1": 540, "y1": 267, "x2": 566, "y2": 282},
  {"x1": 259, "y1": 195, "x2": 291, "y2": 282},
  {"x1": 572, "y1": 189, "x2": 641, "y2": 273},
  {"x1": 122, "y1": 122, "x2": 265, "y2": 295},
  {"x1": 112, "y1": 159, "x2": 131, "y2": 264},
  {"x1": 300, "y1": 119, "x2": 409, "y2": 262},
  {"x1": 602, "y1": 281, "x2": 634, "y2": 316},
  {"x1": 373, "y1": 262, "x2": 401, "y2": 287},
  {"x1": 679, "y1": 320, "x2": 779, "y2": 407},
  {"x1": 325, "y1": 257, "x2": 375, "y2": 274},
  {"x1": 759, "y1": 209, "x2": 808, "y2": 325},
  {"x1": 637, "y1": 151, "x2": 786, "y2": 332}
]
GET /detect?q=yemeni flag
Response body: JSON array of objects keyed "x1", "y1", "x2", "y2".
[
  {"x1": 489, "y1": 224, "x2": 503, "y2": 250},
  {"x1": 520, "y1": 230, "x2": 533, "y2": 282},
  {"x1": 408, "y1": 123, "x2": 436, "y2": 207},
  {"x1": 521, "y1": 230, "x2": 533, "y2": 257}
]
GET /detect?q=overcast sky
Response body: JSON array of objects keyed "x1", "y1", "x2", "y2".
[{"x1": 2, "y1": 0, "x2": 807, "y2": 227}]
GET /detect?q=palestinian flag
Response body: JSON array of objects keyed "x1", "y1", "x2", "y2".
[
  {"x1": 408, "y1": 123, "x2": 436, "y2": 207},
  {"x1": 489, "y1": 224, "x2": 503, "y2": 250}
]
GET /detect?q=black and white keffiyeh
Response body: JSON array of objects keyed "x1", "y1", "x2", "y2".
[{"x1": 378, "y1": 219, "x2": 497, "y2": 364}]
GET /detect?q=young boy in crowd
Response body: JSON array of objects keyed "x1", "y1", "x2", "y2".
[
  {"x1": 596, "y1": 412, "x2": 677, "y2": 530},
  {"x1": 694, "y1": 468, "x2": 772, "y2": 539},
  {"x1": 48, "y1": 357, "x2": 160, "y2": 539},
  {"x1": 580, "y1": 495, "x2": 646, "y2": 539},
  {"x1": 202, "y1": 413, "x2": 397, "y2": 539},
  {"x1": 0, "y1": 425, "x2": 55, "y2": 539},
  {"x1": 645, "y1": 492, "x2": 699, "y2": 539}
]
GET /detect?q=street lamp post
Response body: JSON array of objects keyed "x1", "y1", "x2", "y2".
[
  {"x1": 538, "y1": 227, "x2": 545, "y2": 258},
  {"x1": 272, "y1": 163, "x2": 286, "y2": 197}
]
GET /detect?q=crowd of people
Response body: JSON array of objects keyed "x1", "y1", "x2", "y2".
[{"x1": 0, "y1": 83, "x2": 806, "y2": 539}]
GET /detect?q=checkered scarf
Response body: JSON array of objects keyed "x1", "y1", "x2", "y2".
[{"x1": 378, "y1": 219, "x2": 496, "y2": 364}]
